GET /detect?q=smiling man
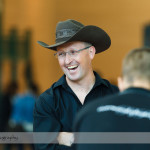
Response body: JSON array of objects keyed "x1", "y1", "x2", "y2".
[{"x1": 33, "y1": 19, "x2": 119, "y2": 150}]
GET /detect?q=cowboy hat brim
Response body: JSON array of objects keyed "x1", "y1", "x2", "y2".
[{"x1": 37, "y1": 25, "x2": 111, "y2": 54}]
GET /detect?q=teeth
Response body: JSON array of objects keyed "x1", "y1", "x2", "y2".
[{"x1": 67, "y1": 65, "x2": 78, "y2": 69}]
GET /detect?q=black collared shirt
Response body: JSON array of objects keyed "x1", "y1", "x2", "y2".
[{"x1": 33, "y1": 72, "x2": 118, "y2": 150}]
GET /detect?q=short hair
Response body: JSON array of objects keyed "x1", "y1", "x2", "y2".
[{"x1": 122, "y1": 47, "x2": 150, "y2": 83}]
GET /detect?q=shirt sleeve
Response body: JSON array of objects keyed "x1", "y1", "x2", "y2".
[{"x1": 33, "y1": 90, "x2": 61, "y2": 150}]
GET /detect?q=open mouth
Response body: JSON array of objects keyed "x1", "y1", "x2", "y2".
[{"x1": 67, "y1": 65, "x2": 78, "y2": 70}]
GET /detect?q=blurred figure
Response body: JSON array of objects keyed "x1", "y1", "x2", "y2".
[
  {"x1": 9, "y1": 81, "x2": 38, "y2": 132},
  {"x1": 9, "y1": 83, "x2": 37, "y2": 131},
  {"x1": 0, "y1": 81, "x2": 18, "y2": 132},
  {"x1": 5, "y1": 81, "x2": 38, "y2": 150},
  {"x1": 74, "y1": 48, "x2": 150, "y2": 150}
]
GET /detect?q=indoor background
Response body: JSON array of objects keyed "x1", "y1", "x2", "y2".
[
  {"x1": 0, "y1": 0, "x2": 150, "y2": 93},
  {"x1": 0, "y1": 0, "x2": 150, "y2": 150}
]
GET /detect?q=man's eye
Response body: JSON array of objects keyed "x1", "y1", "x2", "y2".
[
  {"x1": 58, "y1": 52, "x2": 65, "y2": 56},
  {"x1": 70, "y1": 50, "x2": 77, "y2": 55}
]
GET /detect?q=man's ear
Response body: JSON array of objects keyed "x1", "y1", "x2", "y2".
[
  {"x1": 117, "y1": 76, "x2": 124, "y2": 92},
  {"x1": 89, "y1": 46, "x2": 96, "y2": 60}
]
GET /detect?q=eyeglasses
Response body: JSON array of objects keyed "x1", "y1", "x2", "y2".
[{"x1": 54, "y1": 45, "x2": 92, "y2": 59}]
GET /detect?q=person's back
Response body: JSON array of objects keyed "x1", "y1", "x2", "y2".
[
  {"x1": 74, "y1": 48, "x2": 150, "y2": 150},
  {"x1": 74, "y1": 88, "x2": 150, "y2": 150},
  {"x1": 75, "y1": 88, "x2": 150, "y2": 131}
]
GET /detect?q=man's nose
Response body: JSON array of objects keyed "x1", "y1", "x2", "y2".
[{"x1": 65, "y1": 53, "x2": 73, "y2": 64}]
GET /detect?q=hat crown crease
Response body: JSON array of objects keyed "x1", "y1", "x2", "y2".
[{"x1": 55, "y1": 20, "x2": 84, "y2": 42}]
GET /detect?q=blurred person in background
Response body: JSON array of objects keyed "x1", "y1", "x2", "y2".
[
  {"x1": 0, "y1": 81, "x2": 18, "y2": 132},
  {"x1": 8, "y1": 81, "x2": 38, "y2": 132},
  {"x1": 34, "y1": 19, "x2": 119, "y2": 150},
  {"x1": 74, "y1": 47, "x2": 150, "y2": 150},
  {"x1": 4, "y1": 81, "x2": 38, "y2": 150}
]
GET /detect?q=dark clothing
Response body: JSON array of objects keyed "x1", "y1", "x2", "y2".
[
  {"x1": 0, "y1": 94, "x2": 12, "y2": 131},
  {"x1": 74, "y1": 87, "x2": 150, "y2": 150},
  {"x1": 33, "y1": 72, "x2": 119, "y2": 150}
]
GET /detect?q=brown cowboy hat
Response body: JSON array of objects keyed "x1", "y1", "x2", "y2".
[{"x1": 37, "y1": 19, "x2": 111, "y2": 54}]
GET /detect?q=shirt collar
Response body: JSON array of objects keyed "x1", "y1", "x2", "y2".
[
  {"x1": 121, "y1": 87, "x2": 150, "y2": 96},
  {"x1": 53, "y1": 71, "x2": 109, "y2": 89},
  {"x1": 93, "y1": 71, "x2": 109, "y2": 88},
  {"x1": 53, "y1": 74, "x2": 67, "y2": 89}
]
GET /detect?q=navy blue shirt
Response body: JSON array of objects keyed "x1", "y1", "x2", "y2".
[
  {"x1": 33, "y1": 72, "x2": 119, "y2": 150},
  {"x1": 74, "y1": 87, "x2": 150, "y2": 150}
]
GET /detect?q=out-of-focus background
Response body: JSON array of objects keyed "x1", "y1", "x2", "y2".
[
  {"x1": 1, "y1": 0, "x2": 150, "y2": 93},
  {"x1": 0, "y1": 0, "x2": 150, "y2": 149}
]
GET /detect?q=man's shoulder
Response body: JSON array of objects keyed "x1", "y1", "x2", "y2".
[
  {"x1": 102, "y1": 78, "x2": 118, "y2": 90},
  {"x1": 94, "y1": 72, "x2": 119, "y2": 93},
  {"x1": 35, "y1": 82, "x2": 58, "y2": 108},
  {"x1": 99, "y1": 78, "x2": 119, "y2": 95},
  {"x1": 35, "y1": 77, "x2": 66, "y2": 110},
  {"x1": 39, "y1": 75, "x2": 65, "y2": 99}
]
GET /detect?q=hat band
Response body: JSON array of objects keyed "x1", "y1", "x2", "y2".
[{"x1": 56, "y1": 29, "x2": 79, "y2": 40}]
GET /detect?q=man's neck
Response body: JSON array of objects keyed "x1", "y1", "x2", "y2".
[
  {"x1": 66, "y1": 72, "x2": 95, "y2": 91},
  {"x1": 123, "y1": 80, "x2": 150, "y2": 91},
  {"x1": 66, "y1": 72, "x2": 95, "y2": 104}
]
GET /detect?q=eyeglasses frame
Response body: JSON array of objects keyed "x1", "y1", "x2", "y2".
[{"x1": 54, "y1": 45, "x2": 92, "y2": 58}]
